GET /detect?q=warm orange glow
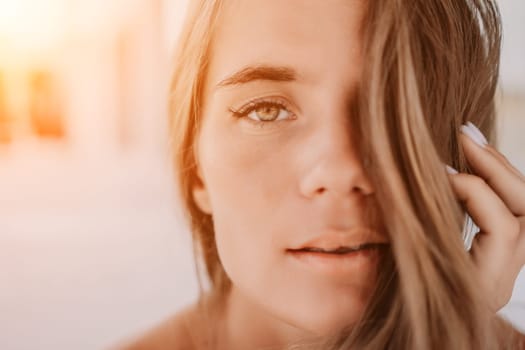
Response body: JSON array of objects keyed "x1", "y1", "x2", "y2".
[{"x1": 0, "y1": 0, "x2": 68, "y2": 54}]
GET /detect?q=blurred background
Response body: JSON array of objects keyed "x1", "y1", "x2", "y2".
[{"x1": 0, "y1": 1, "x2": 523, "y2": 349}]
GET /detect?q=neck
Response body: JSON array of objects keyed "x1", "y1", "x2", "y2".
[{"x1": 216, "y1": 286, "x2": 313, "y2": 350}]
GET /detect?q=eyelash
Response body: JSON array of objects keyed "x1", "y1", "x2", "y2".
[{"x1": 228, "y1": 98, "x2": 296, "y2": 127}]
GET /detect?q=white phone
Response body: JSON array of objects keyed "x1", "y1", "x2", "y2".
[{"x1": 462, "y1": 213, "x2": 480, "y2": 251}]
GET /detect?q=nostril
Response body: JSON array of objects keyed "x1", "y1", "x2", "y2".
[{"x1": 352, "y1": 186, "x2": 365, "y2": 194}]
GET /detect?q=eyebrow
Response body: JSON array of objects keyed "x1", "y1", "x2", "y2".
[{"x1": 215, "y1": 65, "x2": 298, "y2": 89}]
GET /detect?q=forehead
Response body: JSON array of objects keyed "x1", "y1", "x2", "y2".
[{"x1": 205, "y1": 0, "x2": 366, "y2": 91}]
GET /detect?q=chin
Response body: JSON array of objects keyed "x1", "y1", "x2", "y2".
[{"x1": 285, "y1": 302, "x2": 365, "y2": 337}]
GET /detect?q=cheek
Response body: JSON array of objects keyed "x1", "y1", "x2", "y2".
[
  {"x1": 198, "y1": 120, "x2": 296, "y2": 231},
  {"x1": 196, "y1": 121, "x2": 377, "y2": 333},
  {"x1": 197, "y1": 124, "x2": 293, "y2": 274}
]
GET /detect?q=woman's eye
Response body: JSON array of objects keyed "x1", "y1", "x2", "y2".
[
  {"x1": 229, "y1": 100, "x2": 294, "y2": 124},
  {"x1": 247, "y1": 104, "x2": 289, "y2": 122}
]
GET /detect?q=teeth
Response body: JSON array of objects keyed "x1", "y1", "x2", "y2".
[
  {"x1": 301, "y1": 245, "x2": 366, "y2": 254},
  {"x1": 295, "y1": 243, "x2": 388, "y2": 254},
  {"x1": 332, "y1": 247, "x2": 362, "y2": 254}
]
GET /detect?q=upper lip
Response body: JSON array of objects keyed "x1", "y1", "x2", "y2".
[{"x1": 290, "y1": 228, "x2": 389, "y2": 251}]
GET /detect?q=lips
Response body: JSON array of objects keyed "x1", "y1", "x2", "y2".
[
  {"x1": 289, "y1": 229, "x2": 390, "y2": 253},
  {"x1": 293, "y1": 243, "x2": 385, "y2": 255},
  {"x1": 286, "y1": 236, "x2": 388, "y2": 278}
]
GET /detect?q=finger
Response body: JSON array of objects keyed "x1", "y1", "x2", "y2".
[
  {"x1": 460, "y1": 132, "x2": 525, "y2": 216},
  {"x1": 447, "y1": 173, "x2": 520, "y2": 275},
  {"x1": 448, "y1": 172, "x2": 519, "y2": 241}
]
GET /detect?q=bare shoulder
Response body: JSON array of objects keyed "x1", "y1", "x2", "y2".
[{"x1": 114, "y1": 304, "x2": 200, "y2": 350}]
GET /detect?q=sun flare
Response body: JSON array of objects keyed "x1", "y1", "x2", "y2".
[{"x1": 0, "y1": 0, "x2": 68, "y2": 54}]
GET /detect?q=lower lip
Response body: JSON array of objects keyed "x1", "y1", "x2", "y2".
[{"x1": 286, "y1": 246, "x2": 385, "y2": 277}]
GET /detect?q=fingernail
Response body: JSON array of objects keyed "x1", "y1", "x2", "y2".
[
  {"x1": 460, "y1": 124, "x2": 487, "y2": 148},
  {"x1": 445, "y1": 164, "x2": 459, "y2": 174},
  {"x1": 466, "y1": 121, "x2": 489, "y2": 145}
]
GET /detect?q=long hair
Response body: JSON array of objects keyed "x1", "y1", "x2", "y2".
[{"x1": 168, "y1": 1, "x2": 524, "y2": 348}]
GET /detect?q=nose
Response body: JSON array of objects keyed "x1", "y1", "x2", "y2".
[{"x1": 298, "y1": 116, "x2": 374, "y2": 199}]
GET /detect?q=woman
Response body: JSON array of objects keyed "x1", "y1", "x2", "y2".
[{"x1": 122, "y1": 0, "x2": 525, "y2": 349}]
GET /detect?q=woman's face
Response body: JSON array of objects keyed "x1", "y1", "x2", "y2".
[{"x1": 193, "y1": 0, "x2": 388, "y2": 335}]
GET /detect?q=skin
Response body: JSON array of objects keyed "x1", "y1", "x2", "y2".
[
  {"x1": 450, "y1": 132, "x2": 525, "y2": 313},
  {"x1": 120, "y1": 1, "x2": 525, "y2": 349},
  {"x1": 190, "y1": 0, "x2": 525, "y2": 349},
  {"x1": 194, "y1": 0, "x2": 384, "y2": 348}
]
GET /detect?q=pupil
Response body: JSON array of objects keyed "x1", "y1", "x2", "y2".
[{"x1": 257, "y1": 106, "x2": 279, "y2": 121}]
